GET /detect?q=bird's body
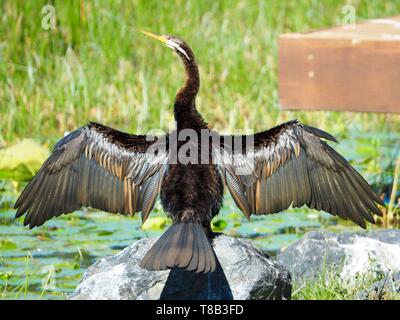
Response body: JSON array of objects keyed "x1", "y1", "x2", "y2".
[
  {"x1": 161, "y1": 163, "x2": 224, "y2": 230},
  {"x1": 15, "y1": 31, "x2": 384, "y2": 273}
]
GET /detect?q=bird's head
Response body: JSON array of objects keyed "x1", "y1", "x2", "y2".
[{"x1": 139, "y1": 30, "x2": 193, "y2": 62}]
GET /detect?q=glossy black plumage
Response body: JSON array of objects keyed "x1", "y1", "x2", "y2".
[{"x1": 15, "y1": 33, "x2": 383, "y2": 274}]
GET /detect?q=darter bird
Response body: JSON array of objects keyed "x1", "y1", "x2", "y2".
[{"x1": 15, "y1": 30, "x2": 384, "y2": 273}]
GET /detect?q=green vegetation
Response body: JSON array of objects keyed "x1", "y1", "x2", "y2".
[
  {"x1": 0, "y1": 139, "x2": 49, "y2": 180},
  {"x1": 1, "y1": 0, "x2": 399, "y2": 144},
  {"x1": 292, "y1": 271, "x2": 400, "y2": 300},
  {"x1": 0, "y1": 0, "x2": 399, "y2": 300}
]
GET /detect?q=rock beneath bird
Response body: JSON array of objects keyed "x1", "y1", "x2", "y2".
[
  {"x1": 68, "y1": 235, "x2": 291, "y2": 300},
  {"x1": 276, "y1": 229, "x2": 400, "y2": 289}
]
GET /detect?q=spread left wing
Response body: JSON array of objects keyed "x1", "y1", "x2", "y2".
[{"x1": 15, "y1": 122, "x2": 168, "y2": 228}]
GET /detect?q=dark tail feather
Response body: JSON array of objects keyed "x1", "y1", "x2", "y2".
[{"x1": 140, "y1": 222, "x2": 216, "y2": 273}]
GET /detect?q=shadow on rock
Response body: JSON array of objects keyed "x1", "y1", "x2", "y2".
[{"x1": 160, "y1": 256, "x2": 233, "y2": 300}]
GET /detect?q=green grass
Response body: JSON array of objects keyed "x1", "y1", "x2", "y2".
[
  {"x1": 1, "y1": 0, "x2": 400, "y2": 145},
  {"x1": 292, "y1": 271, "x2": 400, "y2": 300},
  {"x1": 290, "y1": 254, "x2": 400, "y2": 300}
]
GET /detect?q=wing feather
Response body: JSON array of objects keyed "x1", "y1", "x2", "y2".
[
  {"x1": 15, "y1": 122, "x2": 168, "y2": 228},
  {"x1": 217, "y1": 120, "x2": 383, "y2": 228}
]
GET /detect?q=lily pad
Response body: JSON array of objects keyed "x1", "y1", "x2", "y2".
[
  {"x1": 0, "y1": 239, "x2": 18, "y2": 250},
  {"x1": 141, "y1": 217, "x2": 170, "y2": 231},
  {"x1": 0, "y1": 139, "x2": 49, "y2": 181},
  {"x1": 252, "y1": 234, "x2": 302, "y2": 255},
  {"x1": 211, "y1": 218, "x2": 228, "y2": 231},
  {"x1": 234, "y1": 222, "x2": 278, "y2": 238}
]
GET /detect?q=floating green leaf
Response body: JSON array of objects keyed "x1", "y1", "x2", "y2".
[
  {"x1": 141, "y1": 217, "x2": 170, "y2": 231},
  {"x1": 0, "y1": 139, "x2": 49, "y2": 181},
  {"x1": 0, "y1": 239, "x2": 18, "y2": 250},
  {"x1": 211, "y1": 218, "x2": 228, "y2": 231},
  {"x1": 97, "y1": 230, "x2": 113, "y2": 236}
]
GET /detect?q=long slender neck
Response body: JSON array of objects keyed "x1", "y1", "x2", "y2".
[
  {"x1": 174, "y1": 50, "x2": 205, "y2": 129},
  {"x1": 176, "y1": 57, "x2": 199, "y2": 104}
]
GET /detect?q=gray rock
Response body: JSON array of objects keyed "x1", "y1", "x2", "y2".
[
  {"x1": 276, "y1": 229, "x2": 400, "y2": 285},
  {"x1": 69, "y1": 235, "x2": 291, "y2": 300}
]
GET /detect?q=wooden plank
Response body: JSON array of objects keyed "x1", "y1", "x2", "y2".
[{"x1": 279, "y1": 16, "x2": 400, "y2": 113}]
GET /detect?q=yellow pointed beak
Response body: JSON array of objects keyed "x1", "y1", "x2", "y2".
[{"x1": 139, "y1": 29, "x2": 168, "y2": 44}]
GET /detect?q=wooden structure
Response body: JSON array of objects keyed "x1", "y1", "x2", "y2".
[{"x1": 279, "y1": 16, "x2": 400, "y2": 113}]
